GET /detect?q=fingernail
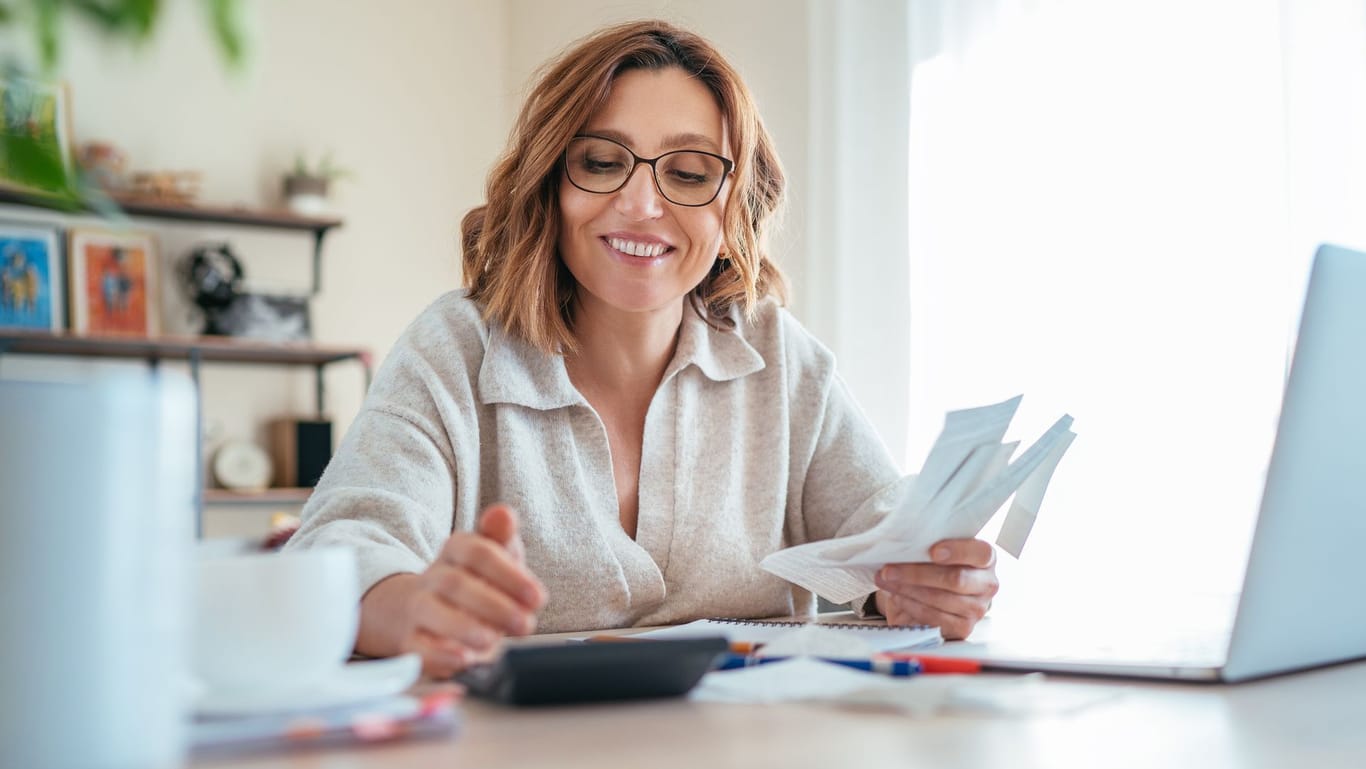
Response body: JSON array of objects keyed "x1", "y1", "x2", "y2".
[
  {"x1": 524, "y1": 584, "x2": 544, "y2": 607},
  {"x1": 876, "y1": 567, "x2": 896, "y2": 587},
  {"x1": 933, "y1": 546, "x2": 951, "y2": 562}
]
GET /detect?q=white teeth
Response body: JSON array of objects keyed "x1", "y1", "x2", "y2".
[{"x1": 608, "y1": 237, "x2": 667, "y2": 258}]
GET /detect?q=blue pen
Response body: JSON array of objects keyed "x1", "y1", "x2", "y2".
[{"x1": 715, "y1": 654, "x2": 921, "y2": 677}]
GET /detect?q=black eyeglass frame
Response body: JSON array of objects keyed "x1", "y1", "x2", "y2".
[{"x1": 563, "y1": 134, "x2": 735, "y2": 207}]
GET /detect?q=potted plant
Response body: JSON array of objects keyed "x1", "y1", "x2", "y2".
[{"x1": 282, "y1": 151, "x2": 349, "y2": 215}]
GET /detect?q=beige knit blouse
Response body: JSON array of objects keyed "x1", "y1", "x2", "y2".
[{"x1": 286, "y1": 291, "x2": 904, "y2": 633}]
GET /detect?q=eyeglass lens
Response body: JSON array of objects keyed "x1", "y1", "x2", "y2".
[{"x1": 565, "y1": 137, "x2": 727, "y2": 206}]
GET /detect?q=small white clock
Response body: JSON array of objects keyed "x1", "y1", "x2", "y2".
[{"x1": 212, "y1": 440, "x2": 274, "y2": 492}]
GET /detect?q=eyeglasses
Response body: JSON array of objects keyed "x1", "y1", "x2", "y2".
[{"x1": 563, "y1": 135, "x2": 734, "y2": 207}]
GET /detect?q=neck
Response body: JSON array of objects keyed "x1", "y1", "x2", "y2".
[{"x1": 565, "y1": 293, "x2": 685, "y2": 397}]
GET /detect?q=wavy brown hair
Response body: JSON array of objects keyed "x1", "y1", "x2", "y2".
[{"x1": 461, "y1": 19, "x2": 788, "y2": 354}]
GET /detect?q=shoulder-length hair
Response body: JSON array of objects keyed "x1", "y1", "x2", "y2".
[{"x1": 461, "y1": 19, "x2": 788, "y2": 354}]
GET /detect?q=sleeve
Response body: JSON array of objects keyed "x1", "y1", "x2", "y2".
[
  {"x1": 283, "y1": 309, "x2": 475, "y2": 599},
  {"x1": 797, "y1": 370, "x2": 911, "y2": 617},
  {"x1": 799, "y1": 371, "x2": 904, "y2": 542},
  {"x1": 285, "y1": 403, "x2": 457, "y2": 598}
]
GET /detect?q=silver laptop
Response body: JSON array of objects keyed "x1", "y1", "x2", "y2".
[{"x1": 925, "y1": 244, "x2": 1366, "y2": 682}]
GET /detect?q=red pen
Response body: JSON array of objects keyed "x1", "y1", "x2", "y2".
[{"x1": 875, "y1": 653, "x2": 982, "y2": 674}]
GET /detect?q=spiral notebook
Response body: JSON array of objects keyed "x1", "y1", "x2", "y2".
[{"x1": 633, "y1": 618, "x2": 942, "y2": 653}]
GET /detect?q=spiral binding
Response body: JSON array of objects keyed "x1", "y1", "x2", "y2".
[{"x1": 704, "y1": 618, "x2": 932, "y2": 631}]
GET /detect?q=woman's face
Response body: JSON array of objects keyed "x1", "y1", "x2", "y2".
[{"x1": 557, "y1": 66, "x2": 730, "y2": 319}]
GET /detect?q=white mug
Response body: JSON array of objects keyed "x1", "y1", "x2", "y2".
[
  {"x1": 192, "y1": 546, "x2": 360, "y2": 694},
  {"x1": 0, "y1": 371, "x2": 196, "y2": 769}
]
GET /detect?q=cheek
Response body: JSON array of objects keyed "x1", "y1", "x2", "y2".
[
  {"x1": 558, "y1": 183, "x2": 598, "y2": 248},
  {"x1": 703, "y1": 192, "x2": 732, "y2": 254},
  {"x1": 684, "y1": 209, "x2": 727, "y2": 256}
]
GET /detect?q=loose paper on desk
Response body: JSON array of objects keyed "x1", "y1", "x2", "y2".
[
  {"x1": 691, "y1": 658, "x2": 1121, "y2": 717},
  {"x1": 761, "y1": 396, "x2": 1076, "y2": 605}
]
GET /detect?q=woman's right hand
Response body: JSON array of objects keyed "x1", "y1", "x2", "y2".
[{"x1": 365, "y1": 504, "x2": 547, "y2": 678}]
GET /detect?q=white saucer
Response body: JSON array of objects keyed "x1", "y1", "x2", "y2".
[{"x1": 194, "y1": 654, "x2": 422, "y2": 718}]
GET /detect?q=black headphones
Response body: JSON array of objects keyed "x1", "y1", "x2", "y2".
[{"x1": 183, "y1": 243, "x2": 244, "y2": 310}]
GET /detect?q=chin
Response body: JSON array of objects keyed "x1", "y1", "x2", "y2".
[{"x1": 586, "y1": 281, "x2": 686, "y2": 315}]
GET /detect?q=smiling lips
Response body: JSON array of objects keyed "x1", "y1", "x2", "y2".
[{"x1": 604, "y1": 236, "x2": 674, "y2": 259}]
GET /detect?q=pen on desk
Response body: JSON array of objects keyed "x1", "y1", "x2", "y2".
[
  {"x1": 714, "y1": 654, "x2": 921, "y2": 677},
  {"x1": 875, "y1": 653, "x2": 982, "y2": 674}
]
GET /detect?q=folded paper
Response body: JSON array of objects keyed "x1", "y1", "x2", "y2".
[{"x1": 761, "y1": 396, "x2": 1076, "y2": 604}]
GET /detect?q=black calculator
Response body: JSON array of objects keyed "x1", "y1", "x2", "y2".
[{"x1": 456, "y1": 636, "x2": 729, "y2": 706}]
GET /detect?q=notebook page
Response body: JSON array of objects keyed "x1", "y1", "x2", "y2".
[{"x1": 632, "y1": 619, "x2": 941, "y2": 652}]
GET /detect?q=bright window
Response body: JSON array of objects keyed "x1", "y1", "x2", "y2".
[{"x1": 905, "y1": 1, "x2": 1298, "y2": 596}]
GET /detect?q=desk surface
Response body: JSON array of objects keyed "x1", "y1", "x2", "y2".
[{"x1": 194, "y1": 619, "x2": 1366, "y2": 769}]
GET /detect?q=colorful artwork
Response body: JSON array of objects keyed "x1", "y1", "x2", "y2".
[
  {"x1": 0, "y1": 76, "x2": 73, "y2": 196},
  {"x1": 68, "y1": 229, "x2": 158, "y2": 335},
  {"x1": 0, "y1": 224, "x2": 62, "y2": 330}
]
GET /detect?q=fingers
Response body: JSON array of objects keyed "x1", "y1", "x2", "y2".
[
  {"x1": 873, "y1": 539, "x2": 999, "y2": 640},
  {"x1": 478, "y1": 503, "x2": 531, "y2": 565},
  {"x1": 876, "y1": 561, "x2": 999, "y2": 598},
  {"x1": 440, "y1": 528, "x2": 546, "y2": 611},
  {"x1": 426, "y1": 563, "x2": 538, "y2": 636},
  {"x1": 929, "y1": 538, "x2": 996, "y2": 568},
  {"x1": 408, "y1": 628, "x2": 472, "y2": 680},
  {"x1": 878, "y1": 591, "x2": 979, "y2": 641},
  {"x1": 405, "y1": 507, "x2": 550, "y2": 677},
  {"x1": 478, "y1": 504, "x2": 519, "y2": 548},
  {"x1": 407, "y1": 626, "x2": 506, "y2": 680},
  {"x1": 890, "y1": 584, "x2": 991, "y2": 623},
  {"x1": 408, "y1": 587, "x2": 515, "y2": 679}
]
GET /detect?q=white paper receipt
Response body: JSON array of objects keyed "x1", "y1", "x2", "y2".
[{"x1": 761, "y1": 396, "x2": 1076, "y2": 604}]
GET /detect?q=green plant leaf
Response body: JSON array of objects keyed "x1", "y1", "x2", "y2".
[
  {"x1": 1, "y1": 137, "x2": 79, "y2": 208},
  {"x1": 206, "y1": 0, "x2": 245, "y2": 67},
  {"x1": 68, "y1": 0, "x2": 159, "y2": 34},
  {"x1": 34, "y1": 0, "x2": 60, "y2": 72},
  {"x1": 9, "y1": 0, "x2": 242, "y2": 72}
]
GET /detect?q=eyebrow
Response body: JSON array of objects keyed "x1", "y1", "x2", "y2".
[{"x1": 583, "y1": 128, "x2": 725, "y2": 155}]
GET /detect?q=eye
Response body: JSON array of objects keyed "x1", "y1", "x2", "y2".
[
  {"x1": 666, "y1": 168, "x2": 710, "y2": 184},
  {"x1": 660, "y1": 153, "x2": 721, "y2": 186},
  {"x1": 665, "y1": 169, "x2": 710, "y2": 185},
  {"x1": 580, "y1": 155, "x2": 626, "y2": 175}
]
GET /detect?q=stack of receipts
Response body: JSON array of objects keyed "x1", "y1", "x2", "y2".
[{"x1": 761, "y1": 395, "x2": 1075, "y2": 605}]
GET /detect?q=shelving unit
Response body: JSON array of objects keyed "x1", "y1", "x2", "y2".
[
  {"x1": 0, "y1": 188, "x2": 343, "y2": 294},
  {"x1": 203, "y1": 487, "x2": 315, "y2": 506},
  {"x1": 0, "y1": 330, "x2": 370, "y2": 413},
  {"x1": 0, "y1": 191, "x2": 367, "y2": 534}
]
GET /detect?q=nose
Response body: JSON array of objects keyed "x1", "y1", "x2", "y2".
[{"x1": 613, "y1": 162, "x2": 665, "y2": 220}]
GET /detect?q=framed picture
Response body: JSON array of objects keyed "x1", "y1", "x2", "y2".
[
  {"x1": 0, "y1": 75, "x2": 74, "y2": 197},
  {"x1": 0, "y1": 223, "x2": 63, "y2": 331},
  {"x1": 68, "y1": 229, "x2": 159, "y2": 336}
]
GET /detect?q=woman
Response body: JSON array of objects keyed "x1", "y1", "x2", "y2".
[{"x1": 287, "y1": 20, "x2": 998, "y2": 677}]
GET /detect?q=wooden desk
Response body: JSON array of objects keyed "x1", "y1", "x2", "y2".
[{"x1": 193, "y1": 624, "x2": 1366, "y2": 769}]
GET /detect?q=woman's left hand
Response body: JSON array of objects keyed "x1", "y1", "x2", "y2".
[{"x1": 873, "y1": 538, "x2": 999, "y2": 640}]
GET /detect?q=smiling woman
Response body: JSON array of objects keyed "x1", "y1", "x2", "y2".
[
  {"x1": 558, "y1": 68, "x2": 731, "y2": 318},
  {"x1": 460, "y1": 21, "x2": 787, "y2": 355},
  {"x1": 284, "y1": 19, "x2": 1002, "y2": 679}
]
